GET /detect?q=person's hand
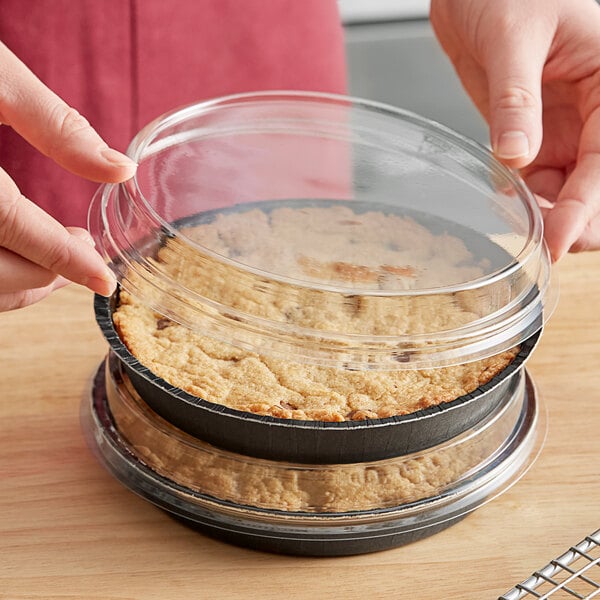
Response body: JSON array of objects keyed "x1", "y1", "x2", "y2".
[
  {"x1": 0, "y1": 42, "x2": 136, "y2": 311},
  {"x1": 430, "y1": 0, "x2": 600, "y2": 261}
]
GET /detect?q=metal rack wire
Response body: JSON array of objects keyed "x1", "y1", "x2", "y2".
[{"x1": 499, "y1": 529, "x2": 600, "y2": 599}]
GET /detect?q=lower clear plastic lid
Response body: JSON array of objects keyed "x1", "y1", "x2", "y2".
[
  {"x1": 95, "y1": 353, "x2": 543, "y2": 516},
  {"x1": 89, "y1": 91, "x2": 556, "y2": 369}
]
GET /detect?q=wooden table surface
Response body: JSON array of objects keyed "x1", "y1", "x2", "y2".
[{"x1": 1, "y1": 251, "x2": 599, "y2": 600}]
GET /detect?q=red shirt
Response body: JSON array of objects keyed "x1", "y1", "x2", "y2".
[{"x1": 0, "y1": 0, "x2": 346, "y2": 226}]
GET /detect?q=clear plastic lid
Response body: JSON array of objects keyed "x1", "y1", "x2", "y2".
[
  {"x1": 89, "y1": 91, "x2": 555, "y2": 369},
  {"x1": 84, "y1": 356, "x2": 545, "y2": 554},
  {"x1": 98, "y1": 352, "x2": 542, "y2": 515}
]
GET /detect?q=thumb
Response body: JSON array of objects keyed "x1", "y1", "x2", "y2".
[{"x1": 485, "y1": 30, "x2": 550, "y2": 168}]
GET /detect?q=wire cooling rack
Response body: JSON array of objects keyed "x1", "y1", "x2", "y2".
[{"x1": 499, "y1": 529, "x2": 600, "y2": 599}]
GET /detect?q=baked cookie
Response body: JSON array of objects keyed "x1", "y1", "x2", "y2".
[{"x1": 113, "y1": 205, "x2": 518, "y2": 421}]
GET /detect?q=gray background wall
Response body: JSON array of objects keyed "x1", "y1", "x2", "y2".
[{"x1": 344, "y1": 18, "x2": 489, "y2": 145}]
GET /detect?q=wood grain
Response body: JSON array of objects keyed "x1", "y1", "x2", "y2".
[{"x1": 1, "y1": 252, "x2": 599, "y2": 600}]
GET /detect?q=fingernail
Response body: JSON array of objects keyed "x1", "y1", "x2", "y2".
[
  {"x1": 549, "y1": 249, "x2": 562, "y2": 263},
  {"x1": 100, "y1": 147, "x2": 137, "y2": 170},
  {"x1": 495, "y1": 131, "x2": 530, "y2": 159},
  {"x1": 543, "y1": 199, "x2": 588, "y2": 263},
  {"x1": 86, "y1": 268, "x2": 117, "y2": 297}
]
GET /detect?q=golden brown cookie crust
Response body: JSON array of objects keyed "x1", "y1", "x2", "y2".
[{"x1": 113, "y1": 206, "x2": 519, "y2": 421}]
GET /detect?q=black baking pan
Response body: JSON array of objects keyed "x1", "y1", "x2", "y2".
[
  {"x1": 95, "y1": 290, "x2": 540, "y2": 464},
  {"x1": 84, "y1": 363, "x2": 540, "y2": 556},
  {"x1": 94, "y1": 199, "x2": 544, "y2": 464}
]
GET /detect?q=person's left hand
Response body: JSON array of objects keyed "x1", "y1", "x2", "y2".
[
  {"x1": 430, "y1": 0, "x2": 600, "y2": 261},
  {"x1": 0, "y1": 41, "x2": 137, "y2": 312}
]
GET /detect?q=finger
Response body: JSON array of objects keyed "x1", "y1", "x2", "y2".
[
  {"x1": 569, "y1": 215, "x2": 600, "y2": 253},
  {"x1": 0, "y1": 226, "x2": 96, "y2": 293},
  {"x1": 542, "y1": 194, "x2": 600, "y2": 254},
  {"x1": 428, "y1": 1, "x2": 494, "y2": 122},
  {"x1": 522, "y1": 167, "x2": 566, "y2": 203},
  {"x1": 484, "y1": 24, "x2": 551, "y2": 168},
  {"x1": 0, "y1": 167, "x2": 116, "y2": 296},
  {"x1": 0, "y1": 276, "x2": 68, "y2": 313},
  {"x1": 543, "y1": 193, "x2": 597, "y2": 262},
  {"x1": 451, "y1": 52, "x2": 491, "y2": 120},
  {"x1": 0, "y1": 247, "x2": 55, "y2": 293},
  {"x1": 0, "y1": 42, "x2": 136, "y2": 183},
  {"x1": 534, "y1": 193, "x2": 554, "y2": 211},
  {"x1": 543, "y1": 109, "x2": 600, "y2": 260}
]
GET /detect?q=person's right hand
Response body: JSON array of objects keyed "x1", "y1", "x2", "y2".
[
  {"x1": 430, "y1": 0, "x2": 600, "y2": 261},
  {"x1": 0, "y1": 42, "x2": 137, "y2": 312}
]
